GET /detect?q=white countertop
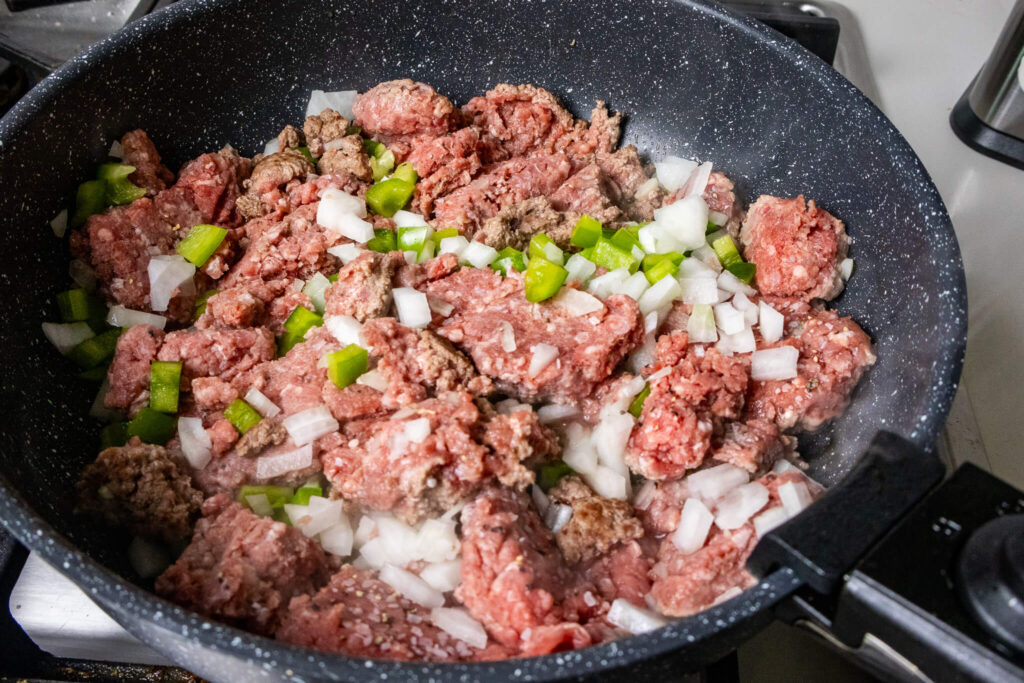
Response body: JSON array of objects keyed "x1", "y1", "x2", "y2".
[{"x1": 841, "y1": 0, "x2": 1023, "y2": 488}]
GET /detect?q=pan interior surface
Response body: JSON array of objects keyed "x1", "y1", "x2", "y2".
[{"x1": 0, "y1": 0, "x2": 965, "y2": 679}]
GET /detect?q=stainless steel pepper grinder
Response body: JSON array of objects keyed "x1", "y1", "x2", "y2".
[{"x1": 950, "y1": 0, "x2": 1024, "y2": 170}]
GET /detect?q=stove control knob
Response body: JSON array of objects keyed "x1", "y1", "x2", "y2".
[{"x1": 957, "y1": 514, "x2": 1024, "y2": 655}]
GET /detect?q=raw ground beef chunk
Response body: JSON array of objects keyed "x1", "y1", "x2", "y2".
[
  {"x1": 277, "y1": 565, "x2": 488, "y2": 661},
  {"x1": 747, "y1": 299, "x2": 875, "y2": 430},
  {"x1": 319, "y1": 392, "x2": 557, "y2": 523},
  {"x1": 456, "y1": 487, "x2": 591, "y2": 655},
  {"x1": 426, "y1": 269, "x2": 644, "y2": 404},
  {"x1": 104, "y1": 324, "x2": 164, "y2": 415},
  {"x1": 739, "y1": 195, "x2": 849, "y2": 301},
  {"x1": 548, "y1": 163, "x2": 622, "y2": 223},
  {"x1": 547, "y1": 476, "x2": 644, "y2": 564},
  {"x1": 408, "y1": 126, "x2": 489, "y2": 216},
  {"x1": 712, "y1": 418, "x2": 796, "y2": 473},
  {"x1": 120, "y1": 129, "x2": 174, "y2": 196},
  {"x1": 76, "y1": 438, "x2": 202, "y2": 544},
  {"x1": 198, "y1": 277, "x2": 312, "y2": 334},
  {"x1": 155, "y1": 493, "x2": 329, "y2": 635},
  {"x1": 352, "y1": 79, "x2": 460, "y2": 157},
  {"x1": 323, "y1": 251, "x2": 404, "y2": 322},
  {"x1": 626, "y1": 332, "x2": 750, "y2": 480}
]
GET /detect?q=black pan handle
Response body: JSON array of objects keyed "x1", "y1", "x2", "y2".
[{"x1": 748, "y1": 431, "x2": 945, "y2": 593}]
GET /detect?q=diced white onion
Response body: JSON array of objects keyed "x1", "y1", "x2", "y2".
[
  {"x1": 393, "y1": 287, "x2": 432, "y2": 329},
  {"x1": 439, "y1": 235, "x2": 470, "y2": 257},
  {"x1": 753, "y1": 506, "x2": 790, "y2": 537},
  {"x1": 256, "y1": 443, "x2": 314, "y2": 479},
  {"x1": 840, "y1": 258, "x2": 854, "y2": 280},
  {"x1": 285, "y1": 495, "x2": 343, "y2": 537},
  {"x1": 732, "y1": 293, "x2": 759, "y2": 325},
  {"x1": 593, "y1": 411, "x2": 634, "y2": 474},
  {"x1": 416, "y1": 239, "x2": 436, "y2": 264},
  {"x1": 302, "y1": 273, "x2": 332, "y2": 314},
  {"x1": 427, "y1": 295, "x2": 454, "y2": 317},
  {"x1": 430, "y1": 607, "x2": 488, "y2": 649},
  {"x1": 778, "y1": 481, "x2": 813, "y2": 518},
  {"x1": 537, "y1": 403, "x2": 579, "y2": 423},
  {"x1": 177, "y1": 417, "x2": 212, "y2": 470},
  {"x1": 544, "y1": 503, "x2": 574, "y2": 533},
  {"x1": 653, "y1": 195, "x2": 708, "y2": 251},
  {"x1": 263, "y1": 137, "x2": 280, "y2": 156},
  {"x1": 638, "y1": 276, "x2": 681, "y2": 316},
  {"x1": 686, "y1": 303, "x2": 718, "y2": 343},
  {"x1": 677, "y1": 258, "x2": 718, "y2": 280},
  {"x1": 416, "y1": 518, "x2": 460, "y2": 563},
  {"x1": 50, "y1": 209, "x2": 68, "y2": 238},
  {"x1": 69, "y1": 259, "x2": 98, "y2": 291},
  {"x1": 773, "y1": 458, "x2": 800, "y2": 474},
  {"x1": 89, "y1": 378, "x2": 119, "y2": 422},
  {"x1": 712, "y1": 586, "x2": 744, "y2": 605},
  {"x1": 291, "y1": 277, "x2": 305, "y2": 291},
  {"x1": 283, "y1": 405, "x2": 339, "y2": 445},
  {"x1": 636, "y1": 223, "x2": 664, "y2": 253},
  {"x1": 495, "y1": 398, "x2": 529, "y2": 414},
  {"x1": 563, "y1": 423, "x2": 599, "y2": 474},
  {"x1": 715, "y1": 482, "x2": 770, "y2": 530},
  {"x1": 654, "y1": 155, "x2": 699, "y2": 192},
  {"x1": 541, "y1": 241, "x2": 564, "y2": 266},
  {"x1": 461, "y1": 241, "x2": 499, "y2": 268},
  {"x1": 758, "y1": 302, "x2": 785, "y2": 343},
  {"x1": 565, "y1": 253, "x2": 597, "y2": 284},
  {"x1": 245, "y1": 493, "x2": 273, "y2": 517},
  {"x1": 147, "y1": 255, "x2": 195, "y2": 312},
  {"x1": 692, "y1": 245, "x2": 723, "y2": 272},
  {"x1": 403, "y1": 250, "x2": 417, "y2": 265},
  {"x1": 327, "y1": 242, "x2": 363, "y2": 264},
  {"x1": 687, "y1": 463, "x2": 749, "y2": 502},
  {"x1": 393, "y1": 210, "x2": 428, "y2": 228},
  {"x1": 717, "y1": 269, "x2": 757, "y2": 296},
  {"x1": 680, "y1": 161, "x2": 713, "y2": 200},
  {"x1": 718, "y1": 327, "x2": 756, "y2": 355},
  {"x1": 553, "y1": 287, "x2": 604, "y2": 316},
  {"x1": 588, "y1": 268, "x2": 631, "y2": 299},
  {"x1": 615, "y1": 271, "x2": 650, "y2": 301},
  {"x1": 583, "y1": 465, "x2": 628, "y2": 500},
  {"x1": 403, "y1": 417, "x2": 431, "y2": 445},
  {"x1": 649, "y1": 367, "x2": 673, "y2": 383},
  {"x1": 751, "y1": 346, "x2": 799, "y2": 380},
  {"x1": 322, "y1": 212, "x2": 373, "y2": 244},
  {"x1": 528, "y1": 343, "x2": 559, "y2": 378},
  {"x1": 381, "y1": 564, "x2": 445, "y2": 608},
  {"x1": 627, "y1": 335, "x2": 657, "y2": 374},
  {"x1": 678, "y1": 277, "x2": 720, "y2": 305},
  {"x1": 244, "y1": 388, "x2": 281, "y2": 418},
  {"x1": 672, "y1": 497, "x2": 715, "y2": 555},
  {"x1": 636, "y1": 176, "x2": 660, "y2": 197},
  {"x1": 713, "y1": 302, "x2": 746, "y2": 335},
  {"x1": 644, "y1": 310, "x2": 661, "y2": 335},
  {"x1": 42, "y1": 321, "x2": 94, "y2": 355},
  {"x1": 108, "y1": 140, "x2": 124, "y2": 159},
  {"x1": 306, "y1": 89, "x2": 358, "y2": 120},
  {"x1": 532, "y1": 484, "x2": 550, "y2": 513},
  {"x1": 356, "y1": 369, "x2": 389, "y2": 391},
  {"x1": 497, "y1": 321, "x2": 517, "y2": 352},
  {"x1": 106, "y1": 305, "x2": 168, "y2": 330},
  {"x1": 607, "y1": 598, "x2": 668, "y2": 634},
  {"x1": 708, "y1": 209, "x2": 728, "y2": 227},
  {"x1": 319, "y1": 517, "x2": 354, "y2": 557},
  {"x1": 128, "y1": 536, "x2": 170, "y2": 579},
  {"x1": 324, "y1": 314, "x2": 365, "y2": 347},
  {"x1": 420, "y1": 560, "x2": 462, "y2": 593}
]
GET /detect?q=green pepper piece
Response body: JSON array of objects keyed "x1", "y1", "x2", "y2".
[
  {"x1": 524, "y1": 256, "x2": 568, "y2": 303},
  {"x1": 711, "y1": 234, "x2": 744, "y2": 269},
  {"x1": 610, "y1": 227, "x2": 641, "y2": 253},
  {"x1": 238, "y1": 485, "x2": 294, "y2": 509},
  {"x1": 79, "y1": 365, "x2": 109, "y2": 382},
  {"x1": 397, "y1": 225, "x2": 433, "y2": 254},
  {"x1": 296, "y1": 146, "x2": 317, "y2": 165},
  {"x1": 149, "y1": 360, "x2": 183, "y2": 414},
  {"x1": 589, "y1": 237, "x2": 637, "y2": 273},
  {"x1": 391, "y1": 162, "x2": 418, "y2": 185},
  {"x1": 628, "y1": 383, "x2": 651, "y2": 418},
  {"x1": 528, "y1": 233, "x2": 564, "y2": 265},
  {"x1": 126, "y1": 406, "x2": 177, "y2": 445},
  {"x1": 366, "y1": 228, "x2": 397, "y2": 253},
  {"x1": 68, "y1": 328, "x2": 122, "y2": 369},
  {"x1": 491, "y1": 247, "x2": 527, "y2": 276},
  {"x1": 278, "y1": 305, "x2": 323, "y2": 355},
  {"x1": 365, "y1": 178, "x2": 415, "y2": 217},
  {"x1": 100, "y1": 421, "x2": 128, "y2": 450},
  {"x1": 433, "y1": 228, "x2": 460, "y2": 240},
  {"x1": 537, "y1": 461, "x2": 574, "y2": 491},
  {"x1": 71, "y1": 180, "x2": 108, "y2": 226},
  {"x1": 706, "y1": 220, "x2": 720, "y2": 235},
  {"x1": 327, "y1": 344, "x2": 369, "y2": 389},
  {"x1": 225, "y1": 399, "x2": 262, "y2": 435},
  {"x1": 56, "y1": 288, "x2": 93, "y2": 322},
  {"x1": 644, "y1": 258, "x2": 678, "y2": 284},
  {"x1": 177, "y1": 224, "x2": 228, "y2": 267},
  {"x1": 328, "y1": 273, "x2": 339, "y2": 283},
  {"x1": 570, "y1": 215, "x2": 603, "y2": 248},
  {"x1": 291, "y1": 486, "x2": 324, "y2": 505},
  {"x1": 641, "y1": 251, "x2": 685, "y2": 271},
  {"x1": 193, "y1": 289, "x2": 217, "y2": 320},
  {"x1": 726, "y1": 262, "x2": 756, "y2": 284}
]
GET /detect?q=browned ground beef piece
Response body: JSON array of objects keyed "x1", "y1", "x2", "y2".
[
  {"x1": 547, "y1": 476, "x2": 643, "y2": 564},
  {"x1": 352, "y1": 79, "x2": 459, "y2": 156},
  {"x1": 76, "y1": 438, "x2": 202, "y2": 544},
  {"x1": 323, "y1": 251, "x2": 404, "y2": 322},
  {"x1": 320, "y1": 391, "x2": 555, "y2": 523},
  {"x1": 747, "y1": 298, "x2": 875, "y2": 430},
  {"x1": 548, "y1": 163, "x2": 622, "y2": 223},
  {"x1": 626, "y1": 332, "x2": 750, "y2": 480},
  {"x1": 594, "y1": 147, "x2": 662, "y2": 222},
  {"x1": 120, "y1": 129, "x2": 174, "y2": 196},
  {"x1": 431, "y1": 154, "x2": 573, "y2": 234},
  {"x1": 276, "y1": 124, "x2": 303, "y2": 150},
  {"x1": 667, "y1": 170, "x2": 743, "y2": 236},
  {"x1": 157, "y1": 326, "x2": 276, "y2": 384},
  {"x1": 238, "y1": 149, "x2": 316, "y2": 219},
  {"x1": 234, "y1": 418, "x2": 287, "y2": 457},
  {"x1": 474, "y1": 196, "x2": 578, "y2": 251},
  {"x1": 426, "y1": 269, "x2": 644, "y2": 404},
  {"x1": 712, "y1": 418, "x2": 795, "y2": 472},
  {"x1": 649, "y1": 471, "x2": 818, "y2": 616},
  {"x1": 456, "y1": 487, "x2": 591, "y2": 655},
  {"x1": 277, "y1": 565, "x2": 490, "y2": 661},
  {"x1": 407, "y1": 127, "x2": 488, "y2": 216},
  {"x1": 739, "y1": 195, "x2": 849, "y2": 301},
  {"x1": 361, "y1": 317, "x2": 493, "y2": 407},
  {"x1": 318, "y1": 135, "x2": 373, "y2": 181},
  {"x1": 104, "y1": 324, "x2": 165, "y2": 415},
  {"x1": 302, "y1": 108, "x2": 348, "y2": 157},
  {"x1": 155, "y1": 493, "x2": 329, "y2": 635}
]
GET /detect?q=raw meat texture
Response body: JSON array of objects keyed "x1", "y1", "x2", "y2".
[
  {"x1": 120, "y1": 129, "x2": 174, "y2": 196},
  {"x1": 323, "y1": 251, "x2": 405, "y2": 322},
  {"x1": 155, "y1": 493, "x2": 329, "y2": 634},
  {"x1": 104, "y1": 324, "x2": 165, "y2": 415},
  {"x1": 352, "y1": 79, "x2": 459, "y2": 156},
  {"x1": 712, "y1": 418, "x2": 796, "y2": 473}
]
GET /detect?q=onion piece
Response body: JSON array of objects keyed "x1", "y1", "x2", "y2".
[
  {"x1": 402, "y1": 417, "x2": 431, "y2": 445},
  {"x1": 713, "y1": 302, "x2": 746, "y2": 335},
  {"x1": 320, "y1": 209, "x2": 373, "y2": 244},
  {"x1": 497, "y1": 321, "x2": 517, "y2": 352},
  {"x1": 678, "y1": 278, "x2": 720, "y2": 305},
  {"x1": 177, "y1": 417, "x2": 212, "y2": 470},
  {"x1": 717, "y1": 269, "x2": 757, "y2": 296},
  {"x1": 653, "y1": 195, "x2": 708, "y2": 251},
  {"x1": 302, "y1": 273, "x2": 332, "y2": 314},
  {"x1": 128, "y1": 536, "x2": 170, "y2": 579},
  {"x1": 283, "y1": 405, "x2": 339, "y2": 445},
  {"x1": 840, "y1": 258, "x2": 855, "y2": 280},
  {"x1": 553, "y1": 287, "x2": 604, "y2": 316},
  {"x1": 592, "y1": 412, "x2": 634, "y2": 474},
  {"x1": 495, "y1": 398, "x2": 529, "y2": 414},
  {"x1": 562, "y1": 424, "x2": 598, "y2": 475},
  {"x1": 677, "y1": 258, "x2": 718, "y2": 280},
  {"x1": 687, "y1": 463, "x2": 749, "y2": 502},
  {"x1": 627, "y1": 335, "x2": 656, "y2": 374},
  {"x1": 537, "y1": 403, "x2": 579, "y2": 423},
  {"x1": 692, "y1": 245, "x2": 723, "y2": 272},
  {"x1": 327, "y1": 243, "x2": 363, "y2": 264},
  {"x1": 758, "y1": 302, "x2": 785, "y2": 343},
  {"x1": 544, "y1": 503, "x2": 574, "y2": 533},
  {"x1": 262, "y1": 137, "x2": 279, "y2": 156},
  {"x1": 773, "y1": 458, "x2": 800, "y2": 474},
  {"x1": 751, "y1": 346, "x2": 799, "y2": 380},
  {"x1": 50, "y1": 209, "x2": 68, "y2": 238},
  {"x1": 324, "y1": 314, "x2": 365, "y2": 347},
  {"x1": 285, "y1": 496, "x2": 343, "y2": 537},
  {"x1": 778, "y1": 481, "x2": 813, "y2": 517},
  {"x1": 753, "y1": 506, "x2": 790, "y2": 537},
  {"x1": 420, "y1": 560, "x2": 462, "y2": 593},
  {"x1": 108, "y1": 140, "x2": 124, "y2": 159},
  {"x1": 654, "y1": 155, "x2": 699, "y2": 192},
  {"x1": 528, "y1": 343, "x2": 559, "y2": 378},
  {"x1": 732, "y1": 293, "x2": 760, "y2": 325},
  {"x1": 638, "y1": 275, "x2": 682, "y2": 316},
  {"x1": 357, "y1": 369, "x2": 389, "y2": 391},
  {"x1": 679, "y1": 160, "x2": 713, "y2": 201},
  {"x1": 636, "y1": 176, "x2": 660, "y2": 197},
  {"x1": 565, "y1": 253, "x2": 597, "y2": 284},
  {"x1": 672, "y1": 498, "x2": 714, "y2": 554},
  {"x1": 686, "y1": 303, "x2": 718, "y2": 343},
  {"x1": 708, "y1": 209, "x2": 728, "y2": 227},
  {"x1": 147, "y1": 255, "x2": 195, "y2": 312},
  {"x1": 306, "y1": 89, "x2": 358, "y2": 119},
  {"x1": 416, "y1": 518, "x2": 460, "y2": 563},
  {"x1": 607, "y1": 598, "x2": 668, "y2": 634},
  {"x1": 319, "y1": 517, "x2": 354, "y2": 557},
  {"x1": 381, "y1": 564, "x2": 445, "y2": 608},
  {"x1": 375, "y1": 515, "x2": 421, "y2": 566},
  {"x1": 89, "y1": 378, "x2": 119, "y2": 422},
  {"x1": 393, "y1": 287, "x2": 432, "y2": 329},
  {"x1": 718, "y1": 327, "x2": 756, "y2": 355},
  {"x1": 461, "y1": 241, "x2": 499, "y2": 268},
  {"x1": 106, "y1": 305, "x2": 168, "y2": 330},
  {"x1": 393, "y1": 210, "x2": 428, "y2": 228},
  {"x1": 583, "y1": 465, "x2": 628, "y2": 500},
  {"x1": 531, "y1": 484, "x2": 550, "y2": 514},
  {"x1": 256, "y1": 443, "x2": 314, "y2": 479},
  {"x1": 41, "y1": 321, "x2": 94, "y2": 355},
  {"x1": 244, "y1": 388, "x2": 281, "y2": 418},
  {"x1": 615, "y1": 271, "x2": 650, "y2": 301},
  {"x1": 714, "y1": 482, "x2": 770, "y2": 530},
  {"x1": 245, "y1": 493, "x2": 273, "y2": 517},
  {"x1": 430, "y1": 607, "x2": 488, "y2": 649},
  {"x1": 439, "y1": 235, "x2": 470, "y2": 258},
  {"x1": 587, "y1": 268, "x2": 630, "y2": 299}
]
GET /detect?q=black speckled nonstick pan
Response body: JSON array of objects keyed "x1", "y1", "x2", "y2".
[{"x1": 0, "y1": 0, "x2": 966, "y2": 680}]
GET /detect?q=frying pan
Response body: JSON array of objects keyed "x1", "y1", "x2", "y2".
[{"x1": 0, "y1": 0, "x2": 968, "y2": 680}]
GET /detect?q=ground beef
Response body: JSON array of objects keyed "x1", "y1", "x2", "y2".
[
  {"x1": 739, "y1": 195, "x2": 848, "y2": 301},
  {"x1": 408, "y1": 126, "x2": 489, "y2": 216},
  {"x1": 569, "y1": 540, "x2": 654, "y2": 623},
  {"x1": 431, "y1": 154, "x2": 573, "y2": 234},
  {"x1": 635, "y1": 478, "x2": 690, "y2": 536},
  {"x1": 361, "y1": 317, "x2": 493, "y2": 407},
  {"x1": 352, "y1": 79, "x2": 459, "y2": 155},
  {"x1": 199, "y1": 278, "x2": 311, "y2": 335},
  {"x1": 426, "y1": 269, "x2": 644, "y2": 404},
  {"x1": 747, "y1": 300, "x2": 875, "y2": 430},
  {"x1": 595, "y1": 147, "x2": 660, "y2": 222},
  {"x1": 239, "y1": 326, "x2": 340, "y2": 416},
  {"x1": 456, "y1": 487, "x2": 591, "y2": 654},
  {"x1": 319, "y1": 134, "x2": 373, "y2": 182},
  {"x1": 302, "y1": 108, "x2": 349, "y2": 157},
  {"x1": 323, "y1": 251, "x2": 404, "y2": 322},
  {"x1": 155, "y1": 493, "x2": 329, "y2": 635},
  {"x1": 548, "y1": 163, "x2": 622, "y2": 223},
  {"x1": 321, "y1": 382, "x2": 387, "y2": 422},
  {"x1": 393, "y1": 252, "x2": 459, "y2": 290},
  {"x1": 190, "y1": 377, "x2": 239, "y2": 411},
  {"x1": 277, "y1": 565, "x2": 489, "y2": 661},
  {"x1": 238, "y1": 149, "x2": 316, "y2": 219},
  {"x1": 276, "y1": 124, "x2": 303, "y2": 151},
  {"x1": 76, "y1": 438, "x2": 202, "y2": 544},
  {"x1": 120, "y1": 129, "x2": 174, "y2": 196},
  {"x1": 474, "y1": 196, "x2": 578, "y2": 251},
  {"x1": 104, "y1": 324, "x2": 165, "y2": 415},
  {"x1": 548, "y1": 476, "x2": 643, "y2": 564},
  {"x1": 157, "y1": 327, "x2": 276, "y2": 384},
  {"x1": 234, "y1": 418, "x2": 288, "y2": 458},
  {"x1": 713, "y1": 418, "x2": 795, "y2": 472},
  {"x1": 626, "y1": 332, "x2": 750, "y2": 480},
  {"x1": 319, "y1": 392, "x2": 555, "y2": 523},
  {"x1": 174, "y1": 146, "x2": 252, "y2": 228},
  {"x1": 667, "y1": 171, "x2": 743, "y2": 237}
]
